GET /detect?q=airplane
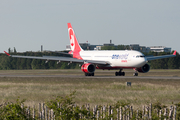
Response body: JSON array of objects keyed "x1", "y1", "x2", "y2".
[{"x1": 4, "y1": 23, "x2": 177, "y2": 76}]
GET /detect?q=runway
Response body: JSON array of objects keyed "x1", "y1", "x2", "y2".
[{"x1": 0, "y1": 74, "x2": 180, "y2": 79}]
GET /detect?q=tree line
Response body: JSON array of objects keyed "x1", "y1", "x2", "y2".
[
  {"x1": 0, "y1": 49, "x2": 179, "y2": 70},
  {"x1": 0, "y1": 51, "x2": 79, "y2": 70}
]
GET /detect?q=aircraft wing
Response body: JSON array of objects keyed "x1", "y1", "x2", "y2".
[
  {"x1": 146, "y1": 51, "x2": 176, "y2": 61},
  {"x1": 43, "y1": 56, "x2": 110, "y2": 65},
  {"x1": 4, "y1": 51, "x2": 110, "y2": 65},
  {"x1": 43, "y1": 50, "x2": 72, "y2": 56}
]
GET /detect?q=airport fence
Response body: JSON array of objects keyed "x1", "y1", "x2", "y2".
[{"x1": 4, "y1": 103, "x2": 177, "y2": 120}]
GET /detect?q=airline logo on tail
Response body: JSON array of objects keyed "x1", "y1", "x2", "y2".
[
  {"x1": 68, "y1": 23, "x2": 83, "y2": 59},
  {"x1": 69, "y1": 27, "x2": 75, "y2": 51},
  {"x1": 68, "y1": 23, "x2": 83, "y2": 52}
]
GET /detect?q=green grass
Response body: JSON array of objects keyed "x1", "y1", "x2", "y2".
[{"x1": 0, "y1": 69, "x2": 180, "y2": 109}]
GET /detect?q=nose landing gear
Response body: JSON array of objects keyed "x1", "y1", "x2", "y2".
[
  {"x1": 133, "y1": 69, "x2": 138, "y2": 76},
  {"x1": 133, "y1": 72, "x2": 138, "y2": 76}
]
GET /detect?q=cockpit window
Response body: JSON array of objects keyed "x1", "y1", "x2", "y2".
[{"x1": 136, "y1": 55, "x2": 145, "y2": 58}]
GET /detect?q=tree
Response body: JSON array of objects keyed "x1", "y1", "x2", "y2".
[
  {"x1": 31, "y1": 59, "x2": 42, "y2": 69},
  {"x1": 61, "y1": 62, "x2": 70, "y2": 69},
  {"x1": 0, "y1": 56, "x2": 12, "y2": 70},
  {"x1": 168, "y1": 57, "x2": 176, "y2": 69},
  {"x1": 117, "y1": 45, "x2": 130, "y2": 50},
  {"x1": 101, "y1": 46, "x2": 116, "y2": 50},
  {"x1": 0, "y1": 50, "x2": 179, "y2": 70},
  {"x1": 8, "y1": 48, "x2": 13, "y2": 54},
  {"x1": 14, "y1": 47, "x2": 17, "y2": 53}
]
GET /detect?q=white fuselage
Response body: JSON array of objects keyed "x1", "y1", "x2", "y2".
[{"x1": 79, "y1": 50, "x2": 147, "y2": 69}]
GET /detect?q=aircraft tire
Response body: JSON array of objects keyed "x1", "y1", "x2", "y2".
[
  {"x1": 85, "y1": 73, "x2": 88, "y2": 76},
  {"x1": 115, "y1": 72, "x2": 125, "y2": 76},
  {"x1": 115, "y1": 72, "x2": 119, "y2": 76},
  {"x1": 133, "y1": 73, "x2": 138, "y2": 76},
  {"x1": 85, "y1": 73, "x2": 94, "y2": 76}
]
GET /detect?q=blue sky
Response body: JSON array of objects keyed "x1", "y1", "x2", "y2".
[{"x1": 0, "y1": 0, "x2": 180, "y2": 53}]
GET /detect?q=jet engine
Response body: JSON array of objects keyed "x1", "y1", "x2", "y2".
[
  {"x1": 81, "y1": 63, "x2": 95, "y2": 73},
  {"x1": 137, "y1": 64, "x2": 150, "y2": 73}
]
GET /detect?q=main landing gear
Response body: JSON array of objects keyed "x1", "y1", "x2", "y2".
[
  {"x1": 115, "y1": 69, "x2": 139, "y2": 76},
  {"x1": 85, "y1": 73, "x2": 94, "y2": 76},
  {"x1": 115, "y1": 69, "x2": 125, "y2": 76}
]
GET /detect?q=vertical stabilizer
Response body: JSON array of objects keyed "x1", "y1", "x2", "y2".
[
  {"x1": 67, "y1": 23, "x2": 83, "y2": 52},
  {"x1": 67, "y1": 23, "x2": 83, "y2": 59}
]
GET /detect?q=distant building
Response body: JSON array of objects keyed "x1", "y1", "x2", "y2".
[
  {"x1": 41, "y1": 45, "x2": 43, "y2": 52},
  {"x1": 66, "y1": 40, "x2": 172, "y2": 53},
  {"x1": 103, "y1": 43, "x2": 114, "y2": 46},
  {"x1": 103, "y1": 40, "x2": 115, "y2": 47},
  {"x1": 140, "y1": 46, "x2": 151, "y2": 53},
  {"x1": 79, "y1": 43, "x2": 102, "y2": 50},
  {"x1": 130, "y1": 44, "x2": 151, "y2": 53},
  {"x1": 95, "y1": 46, "x2": 102, "y2": 50},
  {"x1": 79, "y1": 43, "x2": 90, "y2": 50},
  {"x1": 66, "y1": 45, "x2": 71, "y2": 51},
  {"x1": 130, "y1": 44, "x2": 140, "y2": 51},
  {"x1": 150, "y1": 46, "x2": 171, "y2": 53}
]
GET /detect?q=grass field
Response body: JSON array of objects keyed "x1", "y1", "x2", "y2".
[{"x1": 0, "y1": 69, "x2": 180, "y2": 109}]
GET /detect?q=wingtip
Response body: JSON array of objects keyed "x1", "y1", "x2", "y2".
[
  {"x1": 4, "y1": 51, "x2": 11, "y2": 56},
  {"x1": 173, "y1": 50, "x2": 177, "y2": 55}
]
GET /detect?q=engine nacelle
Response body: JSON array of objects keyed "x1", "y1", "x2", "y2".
[
  {"x1": 81, "y1": 63, "x2": 95, "y2": 73},
  {"x1": 137, "y1": 64, "x2": 150, "y2": 73}
]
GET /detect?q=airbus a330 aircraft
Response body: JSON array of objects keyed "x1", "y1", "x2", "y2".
[{"x1": 4, "y1": 23, "x2": 176, "y2": 76}]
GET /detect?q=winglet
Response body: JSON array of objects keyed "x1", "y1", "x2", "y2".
[
  {"x1": 4, "y1": 51, "x2": 11, "y2": 56},
  {"x1": 173, "y1": 50, "x2": 177, "y2": 55}
]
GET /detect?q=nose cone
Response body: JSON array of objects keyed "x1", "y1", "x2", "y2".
[{"x1": 143, "y1": 57, "x2": 148, "y2": 64}]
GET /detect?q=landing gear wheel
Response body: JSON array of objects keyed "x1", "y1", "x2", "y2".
[
  {"x1": 85, "y1": 73, "x2": 88, "y2": 76},
  {"x1": 133, "y1": 73, "x2": 138, "y2": 76},
  {"x1": 122, "y1": 72, "x2": 125, "y2": 76},
  {"x1": 115, "y1": 69, "x2": 125, "y2": 76},
  {"x1": 85, "y1": 73, "x2": 95, "y2": 76},
  {"x1": 115, "y1": 72, "x2": 119, "y2": 76}
]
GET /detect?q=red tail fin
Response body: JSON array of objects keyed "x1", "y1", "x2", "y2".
[
  {"x1": 67, "y1": 23, "x2": 83, "y2": 59},
  {"x1": 67, "y1": 23, "x2": 83, "y2": 52}
]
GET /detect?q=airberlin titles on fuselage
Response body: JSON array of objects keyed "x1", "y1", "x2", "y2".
[{"x1": 111, "y1": 53, "x2": 129, "y2": 60}]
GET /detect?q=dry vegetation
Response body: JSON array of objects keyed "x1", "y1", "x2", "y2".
[{"x1": 0, "y1": 69, "x2": 180, "y2": 109}]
